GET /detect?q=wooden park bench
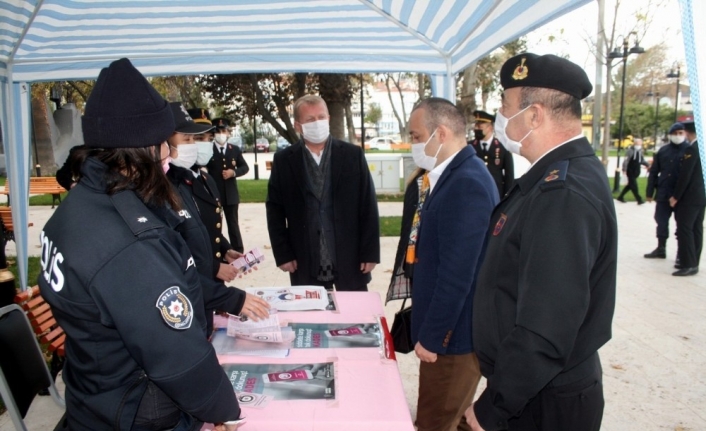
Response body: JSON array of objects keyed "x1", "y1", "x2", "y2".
[
  {"x1": 266, "y1": 160, "x2": 273, "y2": 171},
  {"x1": 14, "y1": 285, "x2": 66, "y2": 381},
  {"x1": 1, "y1": 177, "x2": 67, "y2": 208},
  {"x1": 0, "y1": 205, "x2": 33, "y2": 242}
]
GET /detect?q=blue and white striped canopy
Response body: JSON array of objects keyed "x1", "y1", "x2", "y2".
[{"x1": 2, "y1": 0, "x2": 591, "y2": 91}]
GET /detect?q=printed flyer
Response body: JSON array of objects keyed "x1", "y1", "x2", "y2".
[
  {"x1": 246, "y1": 286, "x2": 330, "y2": 311},
  {"x1": 291, "y1": 323, "x2": 381, "y2": 348},
  {"x1": 223, "y1": 362, "x2": 335, "y2": 400}
]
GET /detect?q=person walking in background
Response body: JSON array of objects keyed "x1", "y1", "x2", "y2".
[
  {"x1": 206, "y1": 118, "x2": 249, "y2": 252},
  {"x1": 670, "y1": 118, "x2": 704, "y2": 276},
  {"x1": 645, "y1": 122, "x2": 690, "y2": 260},
  {"x1": 408, "y1": 98, "x2": 498, "y2": 431},
  {"x1": 467, "y1": 110, "x2": 515, "y2": 197},
  {"x1": 266, "y1": 95, "x2": 380, "y2": 291},
  {"x1": 467, "y1": 53, "x2": 617, "y2": 431},
  {"x1": 617, "y1": 137, "x2": 649, "y2": 204}
]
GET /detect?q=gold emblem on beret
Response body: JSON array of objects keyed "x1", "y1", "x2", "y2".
[{"x1": 512, "y1": 57, "x2": 528, "y2": 80}]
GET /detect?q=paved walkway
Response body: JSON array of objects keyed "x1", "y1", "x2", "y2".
[{"x1": 2, "y1": 198, "x2": 705, "y2": 431}]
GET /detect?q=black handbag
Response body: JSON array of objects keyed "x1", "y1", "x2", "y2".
[{"x1": 390, "y1": 298, "x2": 413, "y2": 354}]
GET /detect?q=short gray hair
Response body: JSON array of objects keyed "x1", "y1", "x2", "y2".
[
  {"x1": 519, "y1": 87, "x2": 582, "y2": 121},
  {"x1": 293, "y1": 95, "x2": 327, "y2": 122},
  {"x1": 412, "y1": 98, "x2": 466, "y2": 137}
]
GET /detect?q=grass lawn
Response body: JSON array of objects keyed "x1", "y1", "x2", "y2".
[
  {"x1": 611, "y1": 176, "x2": 650, "y2": 202},
  {"x1": 380, "y1": 216, "x2": 402, "y2": 237},
  {"x1": 7, "y1": 255, "x2": 42, "y2": 287},
  {"x1": 237, "y1": 179, "x2": 405, "y2": 203}
]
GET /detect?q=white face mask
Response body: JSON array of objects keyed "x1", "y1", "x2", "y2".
[
  {"x1": 411, "y1": 129, "x2": 441, "y2": 171},
  {"x1": 495, "y1": 105, "x2": 532, "y2": 155},
  {"x1": 171, "y1": 144, "x2": 198, "y2": 169},
  {"x1": 214, "y1": 133, "x2": 228, "y2": 145},
  {"x1": 196, "y1": 141, "x2": 213, "y2": 166},
  {"x1": 300, "y1": 119, "x2": 330, "y2": 144},
  {"x1": 634, "y1": 145, "x2": 642, "y2": 151},
  {"x1": 669, "y1": 135, "x2": 685, "y2": 145}
]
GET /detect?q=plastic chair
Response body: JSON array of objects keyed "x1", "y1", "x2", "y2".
[{"x1": 0, "y1": 304, "x2": 65, "y2": 431}]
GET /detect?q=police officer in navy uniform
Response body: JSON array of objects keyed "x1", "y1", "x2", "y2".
[
  {"x1": 468, "y1": 110, "x2": 515, "y2": 197},
  {"x1": 670, "y1": 118, "x2": 705, "y2": 276},
  {"x1": 166, "y1": 102, "x2": 269, "y2": 334},
  {"x1": 644, "y1": 122, "x2": 690, "y2": 259},
  {"x1": 37, "y1": 58, "x2": 243, "y2": 431},
  {"x1": 206, "y1": 118, "x2": 249, "y2": 252},
  {"x1": 466, "y1": 54, "x2": 617, "y2": 431}
]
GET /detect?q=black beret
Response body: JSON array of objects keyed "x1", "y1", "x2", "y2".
[
  {"x1": 187, "y1": 108, "x2": 212, "y2": 125},
  {"x1": 473, "y1": 110, "x2": 495, "y2": 123},
  {"x1": 212, "y1": 117, "x2": 230, "y2": 129},
  {"x1": 500, "y1": 53, "x2": 593, "y2": 100}
]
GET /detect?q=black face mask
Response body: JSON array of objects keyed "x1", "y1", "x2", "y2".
[{"x1": 473, "y1": 129, "x2": 484, "y2": 141}]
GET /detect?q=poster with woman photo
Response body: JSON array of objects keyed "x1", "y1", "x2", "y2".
[
  {"x1": 223, "y1": 362, "x2": 335, "y2": 400},
  {"x1": 291, "y1": 323, "x2": 381, "y2": 348}
]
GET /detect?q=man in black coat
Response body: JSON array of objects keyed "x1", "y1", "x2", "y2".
[
  {"x1": 670, "y1": 119, "x2": 705, "y2": 276},
  {"x1": 467, "y1": 53, "x2": 617, "y2": 431},
  {"x1": 266, "y1": 95, "x2": 380, "y2": 291},
  {"x1": 617, "y1": 138, "x2": 649, "y2": 204},
  {"x1": 645, "y1": 122, "x2": 690, "y2": 259},
  {"x1": 468, "y1": 110, "x2": 514, "y2": 197},
  {"x1": 206, "y1": 118, "x2": 249, "y2": 252}
]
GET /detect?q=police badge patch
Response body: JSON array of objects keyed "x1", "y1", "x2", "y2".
[{"x1": 156, "y1": 286, "x2": 193, "y2": 330}]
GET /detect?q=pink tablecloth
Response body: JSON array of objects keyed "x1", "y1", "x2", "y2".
[{"x1": 204, "y1": 291, "x2": 413, "y2": 431}]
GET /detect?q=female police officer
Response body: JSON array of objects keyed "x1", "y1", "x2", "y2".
[{"x1": 38, "y1": 58, "x2": 242, "y2": 431}]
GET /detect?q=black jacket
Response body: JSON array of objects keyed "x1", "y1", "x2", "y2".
[
  {"x1": 647, "y1": 142, "x2": 690, "y2": 201},
  {"x1": 167, "y1": 165, "x2": 245, "y2": 330},
  {"x1": 206, "y1": 143, "x2": 249, "y2": 205},
  {"x1": 472, "y1": 139, "x2": 617, "y2": 430},
  {"x1": 266, "y1": 139, "x2": 380, "y2": 291},
  {"x1": 468, "y1": 137, "x2": 514, "y2": 197},
  {"x1": 672, "y1": 140, "x2": 705, "y2": 206},
  {"x1": 38, "y1": 157, "x2": 239, "y2": 431}
]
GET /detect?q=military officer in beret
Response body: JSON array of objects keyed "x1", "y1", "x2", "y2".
[
  {"x1": 468, "y1": 110, "x2": 515, "y2": 197},
  {"x1": 466, "y1": 53, "x2": 617, "y2": 431},
  {"x1": 206, "y1": 118, "x2": 249, "y2": 252}
]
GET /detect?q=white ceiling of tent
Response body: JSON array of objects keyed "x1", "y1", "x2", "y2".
[{"x1": 1, "y1": 0, "x2": 591, "y2": 82}]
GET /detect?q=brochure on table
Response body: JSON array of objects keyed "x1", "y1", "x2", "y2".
[
  {"x1": 223, "y1": 362, "x2": 335, "y2": 401},
  {"x1": 246, "y1": 286, "x2": 330, "y2": 311}
]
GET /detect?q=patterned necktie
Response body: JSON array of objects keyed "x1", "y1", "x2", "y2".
[{"x1": 406, "y1": 173, "x2": 430, "y2": 264}]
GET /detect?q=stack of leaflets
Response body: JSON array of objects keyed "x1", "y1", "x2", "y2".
[
  {"x1": 246, "y1": 286, "x2": 330, "y2": 311},
  {"x1": 229, "y1": 247, "x2": 265, "y2": 272},
  {"x1": 226, "y1": 313, "x2": 295, "y2": 344}
]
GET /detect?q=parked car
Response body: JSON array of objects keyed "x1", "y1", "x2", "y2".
[
  {"x1": 255, "y1": 138, "x2": 270, "y2": 153},
  {"x1": 276, "y1": 137, "x2": 291, "y2": 151},
  {"x1": 364, "y1": 137, "x2": 397, "y2": 151}
]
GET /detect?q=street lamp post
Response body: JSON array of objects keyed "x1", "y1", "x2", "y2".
[
  {"x1": 667, "y1": 63, "x2": 680, "y2": 123},
  {"x1": 607, "y1": 33, "x2": 644, "y2": 193},
  {"x1": 647, "y1": 89, "x2": 661, "y2": 151}
]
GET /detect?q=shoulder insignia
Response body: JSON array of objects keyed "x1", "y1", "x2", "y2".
[
  {"x1": 110, "y1": 191, "x2": 163, "y2": 235},
  {"x1": 137, "y1": 217, "x2": 148, "y2": 223},
  {"x1": 184, "y1": 179, "x2": 192, "y2": 186},
  {"x1": 493, "y1": 213, "x2": 507, "y2": 236},
  {"x1": 228, "y1": 144, "x2": 232, "y2": 150},
  {"x1": 156, "y1": 286, "x2": 193, "y2": 330},
  {"x1": 684, "y1": 154, "x2": 692, "y2": 160},
  {"x1": 543, "y1": 160, "x2": 569, "y2": 183}
]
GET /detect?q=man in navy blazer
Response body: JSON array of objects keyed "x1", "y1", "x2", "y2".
[{"x1": 409, "y1": 98, "x2": 499, "y2": 431}]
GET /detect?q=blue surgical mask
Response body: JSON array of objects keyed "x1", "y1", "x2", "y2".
[{"x1": 195, "y1": 141, "x2": 214, "y2": 166}]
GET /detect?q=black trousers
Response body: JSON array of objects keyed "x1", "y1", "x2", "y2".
[
  {"x1": 507, "y1": 366, "x2": 604, "y2": 431},
  {"x1": 654, "y1": 200, "x2": 675, "y2": 239},
  {"x1": 223, "y1": 203, "x2": 244, "y2": 253},
  {"x1": 675, "y1": 204, "x2": 705, "y2": 268},
  {"x1": 618, "y1": 175, "x2": 643, "y2": 202}
]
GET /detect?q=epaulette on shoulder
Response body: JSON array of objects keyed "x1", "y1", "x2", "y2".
[
  {"x1": 539, "y1": 159, "x2": 569, "y2": 191},
  {"x1": 110, "y1": 191, "x2": 163, "y2": 236}
]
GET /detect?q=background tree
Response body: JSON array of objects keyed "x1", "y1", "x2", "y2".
[
  {"x1": 317, "y1": 73, "x2": 353, "y2": 141},
  {"x1": 364, "y1": 102, "x2": 383, "y2": 135}
]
